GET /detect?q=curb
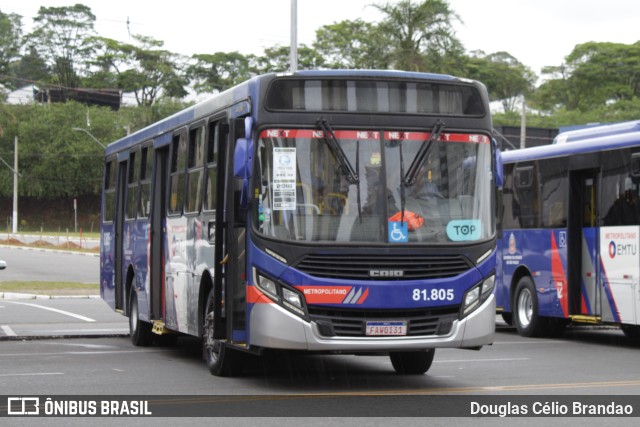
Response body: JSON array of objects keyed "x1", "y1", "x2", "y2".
[{"x1": 0, "y1": 292, "x2": 100, "y2": 300}]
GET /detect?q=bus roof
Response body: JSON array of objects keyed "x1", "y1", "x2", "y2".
[
  {"x1": 553, "y1": 120, "x2": 640, "y2": 144},
  {"x1": 105, "y1": 70, "x2": 483, "y2": 156},
  {"x1": 502, "y1": 119, "x2": 640, "y2": 164}
]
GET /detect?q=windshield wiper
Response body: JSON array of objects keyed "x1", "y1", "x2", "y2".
[
  {"x1": 403, "y1": 120, "x2": 445, "y2": 186},
  {"x1": 317, "y1": 119, "x2": 359, "y2": 184}
]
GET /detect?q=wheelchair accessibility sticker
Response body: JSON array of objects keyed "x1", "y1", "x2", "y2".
[{"x1": 388, "y1": 221, "x2": 409, "y2": 243}]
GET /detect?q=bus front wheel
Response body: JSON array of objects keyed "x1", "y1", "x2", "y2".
[
  {"x1": 203, "y1": 289, "x2": 244, "y2": 377},
  {"x1": 513, "y1": 276, "x2": 543, "y2": 337},
  {"x1": 129, "y1": 288, "x2": 153, "y2": 346},
  {"x1": 389, "y1": 349, "x2": 435, "y2": 375}
]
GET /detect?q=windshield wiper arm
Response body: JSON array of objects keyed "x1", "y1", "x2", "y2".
[
  {"x1": 403, "y1": 120, "x2": 445, "y2": 186},
  {"x1": 317, "y1": 119, "x2": 359, "y2": 184}
]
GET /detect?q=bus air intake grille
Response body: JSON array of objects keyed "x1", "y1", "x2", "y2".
[
  {"x1": 309, "y1": 306, "x2": 459, "y2": 337},
  {"x1": 294, "y1": 254, "x2": 472, "y2": 280}
]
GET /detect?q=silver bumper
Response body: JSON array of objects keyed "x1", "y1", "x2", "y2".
[{"x1": 248, "y1": 295, "x2": 495, "y2": 352}]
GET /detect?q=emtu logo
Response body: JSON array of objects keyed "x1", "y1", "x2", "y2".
[{"x1": 609, "y1": 241, "x2": 616, "y2": 259}]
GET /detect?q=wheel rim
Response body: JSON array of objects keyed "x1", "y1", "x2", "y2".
[{"x1": 517, "y1": 288, "x2": 533, "y2": 328}]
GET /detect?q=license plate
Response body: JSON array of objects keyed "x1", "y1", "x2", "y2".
[{"x1": 365, "y1": 321, "x2": 407, "y2": 336}]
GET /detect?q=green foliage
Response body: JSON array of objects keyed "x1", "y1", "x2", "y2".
[
  {"x1": 465, "y1": 51, "x2": 536, "y2": 112},
  {"x1": 374, "y1": 0, "x2": 462, "y2": 72},
  {"x1": 0, "y1": 10, "x2": 23, "y2": 89},
  {"x1": 25, "y1": 4, "x2": 98, "y2": 88},
  {"x1": 0, "y1": 98, "x2": 191, "y2": 199}
]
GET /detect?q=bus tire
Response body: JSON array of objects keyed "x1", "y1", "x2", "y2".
[
  {"x1": 389, "y1": 349, "x2": 435, "y2": 375},
  {"x1": 501, "y1": 312, "x2": 513, "y2": 326},
  {"x1": 621, "y1": 324, "x2": 640, "y2": 341},
  {"x1": 203, "y1": 289, "x2": 244, "y2": 377},
  {"x1": 513, "y1": 276, "x2": 543, "y2": 337},
  {"x1": 129, "y1": 288, "x2": 153, "y2": 347}
]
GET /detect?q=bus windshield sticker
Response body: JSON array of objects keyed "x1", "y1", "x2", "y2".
[
  {"x1": 388, "y1": 221, "x2": 409, "y2": 243},
  {"x1": 446, "y1": 220, "x2": 482, "y2": 241},
  {"x1": 272, "y1": 147, "x2": 297, "y2": 211}
]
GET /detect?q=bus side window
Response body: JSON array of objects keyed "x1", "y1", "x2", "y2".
[
  {"x1": 185, "y1": 126, "x2": 206, "y2": 214},
  {"x1": 103, "y1": 159, "x2": 117, "y2": 223},
  {"x1": 169, "y1": 132, "x2": 187, "y2": 215},
  {"x1": 125, "y1": 150, "x2": 140, "y2": 220},
  {"x1": 139, "y1": 145, "x2": 153, "y2": 218},
  {"x1": 632, "y1": 153, "x2": 640, "y2": 177},
  {"x1": 204, "y1": 122, "x2": 219, "y2": 213}
]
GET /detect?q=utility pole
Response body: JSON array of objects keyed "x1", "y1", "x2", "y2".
[
  {"x1": 290, "y1": 0, "x2": 298, "y2": 72},
  {"x1": 520, "y1": 97, "x2": 527, "y2": 149},
  {"x1": 13, "y1": 136, "x2": 18, "y2": 234}
]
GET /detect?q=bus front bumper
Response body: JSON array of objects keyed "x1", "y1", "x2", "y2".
[{"x1": 248, "y1": 296, "x2": 495, "y2": 352}]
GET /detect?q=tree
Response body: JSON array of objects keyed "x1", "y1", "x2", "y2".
[
  {"x1": 374, "y1": 0, "x2": 462, "y2": 72},
  {"x1": 466, "y1": 51, "x2": 535, "y2": 112},
  {"x1": 534, "y1": 42, "x2": 640, "y2": 112},
  {"x1": 25, "y1": 4, "x2": 98, "y2": 89},
  {"x1": 256, "y1": 45, "x2": 325, "y2": 73},
  {"x1": 187, "y1": 51, "x2": 255, "y2": 94},
  {"x1": 92, "y1": 35, "x2": 188, "y2": 106},
  {"x1": 0, "y1": 9, "x2": 23, "y2": 90},
  {"x1": 313, "y1": 19, "x2": 390, "y2": 69}
]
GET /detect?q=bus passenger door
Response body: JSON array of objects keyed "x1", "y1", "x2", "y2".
[
  {"x1": 114, "y1": 160, "x2": 128, "y2": 311},
  {"x1": 223, "y1": 118, "x2": 248, "y2": 344},
  {"x1": 568, "y1": 170, "x2": 599, "y2": 317},
  {"x1": 150, "y1": 146, "x2": 168, "y2": 321}
]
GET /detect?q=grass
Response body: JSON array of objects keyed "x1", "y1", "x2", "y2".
[{"x1": 0, "y1": 281, "x2": 99, "y2": 296}]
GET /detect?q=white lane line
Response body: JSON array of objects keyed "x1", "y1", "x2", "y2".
[
  {"x1": 0, "y1": 349, "x2": 166, "y2": 357},
  {"x1": 1, "y1": 325, "x2": 17, "y2": 336},
  {"x1": 5, "y1": 301, "x2": 96, "y2": 322},
  {"x1": 0, "y1": 372, "x2": 63, "y2": 377},
  {"x1": 434, "y1": 357, "x2": 530, "y2": 363}
]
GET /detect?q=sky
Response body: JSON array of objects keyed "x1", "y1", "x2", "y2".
[{"x1": 5, "y1": 0, "x2": 640, "y2": 78}]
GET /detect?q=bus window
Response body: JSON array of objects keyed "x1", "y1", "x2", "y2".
[
  {"x1": 169, "y1": 132, "x2": 187, "y2": 215},
  {"x1": 125, "y1": 150, "x2": 140, "y2": 220},
  {"x1": 204, "y1": 122, "x2": 219, "y2": 212},
  {"x1": 139, "y1": 145, "x2": 153, "y2": 218},
  {"x1": 103, "y1": 159, "x2": 116, "y2": 223},
  {"x1": 185, "y1": 126, "x2": 205, "y2": 214}
]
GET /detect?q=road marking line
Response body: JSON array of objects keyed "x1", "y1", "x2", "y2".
[
  {"x1": 5, "y1": 301, "x2": 96, "y2": 322},
  {"x1": 0, "y1": 372, "x2": 63, "y2": 377},
  {"x1": 434, "y1": 357, "x2": 530, "y2": 363},
  {"x1": 1, "y1": 325, "x2": 17, "y2": 336}
]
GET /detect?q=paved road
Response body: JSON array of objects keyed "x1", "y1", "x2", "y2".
[
  {"x1": 0, "y1": 298, "x2": 127, "y2": 339},
  {"x1": 0, "y1": 246, "x2": 99, "y2": 283}
]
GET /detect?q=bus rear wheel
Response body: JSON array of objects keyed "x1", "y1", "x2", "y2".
[
  {"x1": 203, "y1": 289, "x2": 244, "y2": 377},
  {"x1": 513, "y1": 276, "x2": 543, "y2": 337},
  {"x1": 129, "y1": 288, "x2": 153, "y2": 346},
  {"x1": 389, "y1": 349, "x2": 435, "y2": 375}
]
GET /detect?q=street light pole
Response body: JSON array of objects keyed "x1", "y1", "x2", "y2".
[
  {"x1": 13, "y1": 136, "x2": 18, "y2": 234},
  {"x1": 72, "y1": 127, "x2": 106, "y2": 149}
]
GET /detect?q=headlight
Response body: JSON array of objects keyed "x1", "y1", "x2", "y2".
[
  {"x1": 255, "y1": 273, "x2": 277, "y2": 299},
  {"x1": 460, "y1": 274, "x2": 495, "y2": 319},
  {"x1": 252, "y1": 267, "x2": 308, "y2": 318}
]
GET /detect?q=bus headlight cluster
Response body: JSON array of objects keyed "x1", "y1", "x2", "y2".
[
  {"x1": 460, "y1": 274, "x2": 495, "y2": 319},
  {"x1": 253, "y1": 267, "x2": 308, "y2": 318}
]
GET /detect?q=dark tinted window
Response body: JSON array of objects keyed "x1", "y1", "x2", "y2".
[{"x1": 266, "y1": 79, "x2": 485, "y2": 116}]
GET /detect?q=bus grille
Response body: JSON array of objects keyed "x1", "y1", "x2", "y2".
[
  {"x1": 294, "y1": 254, "x2": 472, "y2": 280},
  {"x1": 308, "y1": 306, "x2": 459, "y2": 337}
]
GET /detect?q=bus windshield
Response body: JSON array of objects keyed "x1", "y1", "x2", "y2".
[{"x1": 254, "y1": 128, "x2": 495, "y2": 244}]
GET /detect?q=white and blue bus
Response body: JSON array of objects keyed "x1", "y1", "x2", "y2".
[
  {"x1": 497, "y1": 121, "x2": 640, "y2": 339},
  {"x1": 100, "y1": 70, "x2": 500, "y2": 376}
]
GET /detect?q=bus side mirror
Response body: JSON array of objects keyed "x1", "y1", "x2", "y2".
[
  {"x1": 493, "y1": 139, "x2": 504, "y2": 188},
  {"x1": 233, "y1": 117, "x2": 254, "y2": 208}
]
